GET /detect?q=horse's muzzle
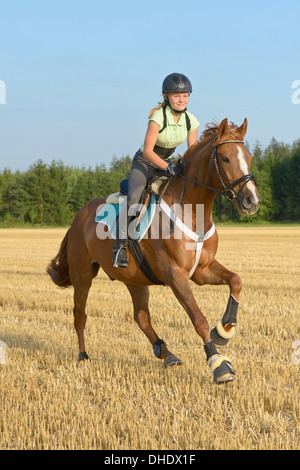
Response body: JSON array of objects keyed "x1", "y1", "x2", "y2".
[{"x1": 239, "y1": 191, "x2": 261, "y2": 215}]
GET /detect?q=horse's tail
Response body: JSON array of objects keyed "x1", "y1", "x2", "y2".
[{"x1": 47, "y1": 228, "x2": 72, "y2": 287}]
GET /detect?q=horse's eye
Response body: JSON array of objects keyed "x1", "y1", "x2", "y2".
[{"x1": 222, "y1": 156, "x2": 230, "y2": 164}]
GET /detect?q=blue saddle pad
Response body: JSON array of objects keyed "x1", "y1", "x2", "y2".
[{"x1": 95, "y1": 193, "x2": 156, "y2": 242}]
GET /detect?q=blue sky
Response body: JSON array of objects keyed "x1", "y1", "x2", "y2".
[{"x1": 0, "y1": 0, "x2": 299, "y2": 171}]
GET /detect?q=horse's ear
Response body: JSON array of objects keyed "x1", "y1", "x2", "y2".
[
  {"x1": 237, "y1": 118, "x2": 248, "y2": 138},
  {"x1": 217, "y1": 118, "x2": 228, "y2": 139}
]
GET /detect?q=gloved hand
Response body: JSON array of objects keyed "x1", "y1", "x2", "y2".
[{"x1": 167, "y1": 161, "x2": 182, "y2": 176}]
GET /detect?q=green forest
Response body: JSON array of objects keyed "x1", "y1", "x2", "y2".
[{"x1": 0, "y1": 137, "x2": 299, "y2": 227}]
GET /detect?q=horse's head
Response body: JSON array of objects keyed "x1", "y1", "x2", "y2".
[{"x1": 211, "y1": 118, "x2": 261, "y2": 214}]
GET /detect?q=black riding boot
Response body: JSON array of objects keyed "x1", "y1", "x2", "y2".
[{"x1": 112, "y1": 206, "x2": 130, "y2": 268}]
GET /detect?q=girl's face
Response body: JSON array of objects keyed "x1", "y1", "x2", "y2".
[{"x1": 166, "y1": 92, "x2": 190, "y2": 112}]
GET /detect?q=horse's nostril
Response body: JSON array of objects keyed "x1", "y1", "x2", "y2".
[
  {"x1": 240, "y1": 192, "x2": 261, "y2": 214},
  {"x1": 244, "y1": 196, "x2": 253, "y2": 208}
]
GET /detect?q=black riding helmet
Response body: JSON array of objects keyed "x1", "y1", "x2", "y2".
[{"x1": 162, "y1": 73, "x2": 192, "y2": 94}]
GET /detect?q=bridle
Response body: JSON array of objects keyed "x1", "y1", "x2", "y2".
[{"x1": 180, "y1": 139, "x2": 256, "y2": 202}]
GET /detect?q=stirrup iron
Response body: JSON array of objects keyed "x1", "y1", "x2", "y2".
[{"x1": 112, "y1": 242, "x2": 128, "y2": 268}]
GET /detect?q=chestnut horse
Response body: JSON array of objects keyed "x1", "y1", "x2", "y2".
[{"x1": 47, "y1": 118, "x2": 261, "y2": 383}]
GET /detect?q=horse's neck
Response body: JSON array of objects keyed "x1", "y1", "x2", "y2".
[
  {"x1": 164, "y1": 138, "x2": 216, "y2": 233},
  {"x1": 183, "y1": 138, "x2": 216, "y2": 227}
]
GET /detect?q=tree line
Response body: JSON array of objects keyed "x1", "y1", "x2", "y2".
[{"x1": 0, "y1": 138, "x2": 299, "y2": 227}]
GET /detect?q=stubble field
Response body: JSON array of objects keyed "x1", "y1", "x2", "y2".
[{"x1": 0, "y1": 226, "x2": 299, "y2": 450}]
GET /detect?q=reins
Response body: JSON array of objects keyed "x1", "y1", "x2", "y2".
[{"x1": 180, "y1": 139, "x2": 256, "y2": 202}]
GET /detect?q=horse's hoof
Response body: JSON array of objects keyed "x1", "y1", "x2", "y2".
[
  {"x1": 164, "y1": 354, "x2": 183, "y2": 367},
  {"x1": 210, "y1": 320, "x2": 235, "y2": 346},
  {"x1": 208, "y1": 354, "x2": 236, "y2": 384},
  {"x1": 78, "y1": 351, "x2": 90, "y2": 362},
  {"x1": 215, "y1": 373, "x2": 236, "y2": 384}
]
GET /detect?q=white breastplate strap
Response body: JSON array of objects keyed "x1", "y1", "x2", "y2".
[{"x1": 159, "y1": 199, "x2": 216, "y2": 278}]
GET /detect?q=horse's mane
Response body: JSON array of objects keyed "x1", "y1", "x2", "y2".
[
  {"x1": 183, "y1": 120, "x2": 240, "y2": 161},
  {"x1": 200, "y1": 120, "x2": 240, "y2": 142}
]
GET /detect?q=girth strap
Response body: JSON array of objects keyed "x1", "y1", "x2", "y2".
[{"x1": 128, "y1": 239, "x2": 165, "y2": 286}]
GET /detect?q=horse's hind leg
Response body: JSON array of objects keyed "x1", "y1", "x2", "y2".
[
  {"x1": 73, "y1": 281, "x2": 92, "y2": 361},
  {"x1": 70, "y1": 262, "x2": 98, "y2": 361},
  {"x1": 126, "y1": 284, "x2": 182, "y2": 367}
]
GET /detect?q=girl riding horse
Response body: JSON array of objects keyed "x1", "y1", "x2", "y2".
[
  {"x1": 47, "y1": 107, "x2": 261, "y2": 383},
  {"x1": 112, "y1": 73, "x2": 200, "y2": 268}
]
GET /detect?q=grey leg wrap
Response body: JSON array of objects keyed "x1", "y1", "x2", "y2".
[
  {"x1": 222, "y1": 295, "x2": 239, "y2": 326},
  {"x1": 153, "y1": 339, "x2": 165, "y2": 358},
  {"x1": 210, "y1": 295, "x2": 239, "y2": 346},
  {"x1": 204, "y1": 340, "x2": 219, "y2": 360}
]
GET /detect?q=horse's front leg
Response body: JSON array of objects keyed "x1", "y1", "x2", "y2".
[
  {"x1": 169, "y1": 268, "x2": 235, "y2": 383},
  {"x1": 192, "y1": 259, "x2": 242, "y2": 347}
]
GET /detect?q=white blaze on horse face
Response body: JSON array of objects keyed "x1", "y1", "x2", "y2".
[{"x1": 236, "y1": 146, "x2": 259, "y2": 204}]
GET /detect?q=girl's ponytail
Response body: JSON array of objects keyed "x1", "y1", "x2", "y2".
[{"x1": 148, "y1": 98, "x2": 167, "y2": 119}]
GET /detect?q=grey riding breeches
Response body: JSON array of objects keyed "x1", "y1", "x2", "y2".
[{"x1": 117, "y1": 150, "x2": 165, "y2": 240}]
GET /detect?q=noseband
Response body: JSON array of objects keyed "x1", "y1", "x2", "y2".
[{"x1": 181, "y1": 139, "x2": 256, "y2": 202}]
